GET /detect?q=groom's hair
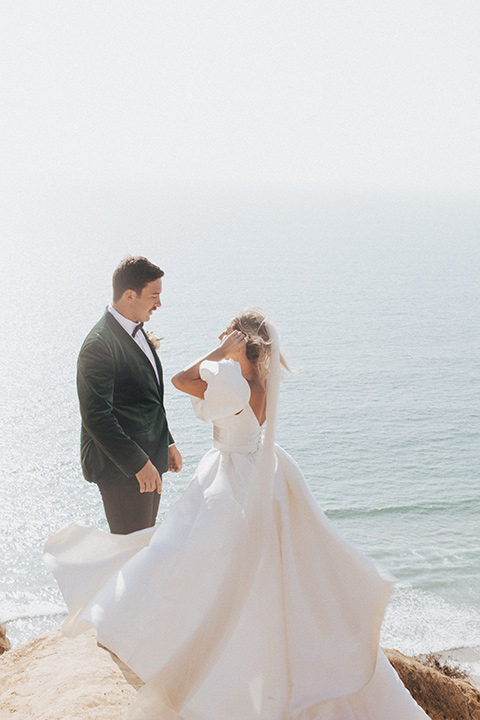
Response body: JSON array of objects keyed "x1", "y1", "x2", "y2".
[{"x1": 112, "y1": 256, "x2": 164, "y2": 301}]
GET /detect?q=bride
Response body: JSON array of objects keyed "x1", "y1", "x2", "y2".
[{"x1": 45, "y1": 308, "x2": 430, "y2": 719}]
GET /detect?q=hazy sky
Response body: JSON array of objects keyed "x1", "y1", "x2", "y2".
[{"x1": 1, "y1": 0, "x2": 479, "y2": 198}]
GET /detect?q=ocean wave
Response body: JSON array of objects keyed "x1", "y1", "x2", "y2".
[
  {"x1": 382, "y1": 585, "x2": 480, "y2": 656},
  {"x1": 2, "y1": 601, "x2": 66, "y2": 624},
  {"x1": 325, "y1": 496, "x2": 480, "y2": 519}
]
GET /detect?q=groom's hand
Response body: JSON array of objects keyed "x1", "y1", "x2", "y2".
[
  {"x1": 135, "y1": 460, "x2": 162, "y2": 494},
  {"x1": 168, "y1": 444, "x2": 183, "y2": 473}
]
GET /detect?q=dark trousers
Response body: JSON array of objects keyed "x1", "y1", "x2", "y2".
[{"x1": 97, "y1": 481, "x2": 161, "y2": 534}]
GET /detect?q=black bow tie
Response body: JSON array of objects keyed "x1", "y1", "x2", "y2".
[{"x1": 132, "y1": 322, "x2": 144, "y2": 338}]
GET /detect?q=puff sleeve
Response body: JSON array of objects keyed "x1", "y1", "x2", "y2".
[{"x1": 191, "y1": 359, "x2": 250, "y2": 422}]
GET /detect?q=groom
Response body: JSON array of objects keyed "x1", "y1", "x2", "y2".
[{"x1": 77, "y1": 255, "x2": 182, "y2": 534}]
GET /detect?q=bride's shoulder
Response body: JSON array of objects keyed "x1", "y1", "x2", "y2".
[
  {"x1": 199, "y1": 358, "x2": 243, "y2": 381},
  {"x1": 193, "y1": 359, "x2": 250, "y2": 422}
]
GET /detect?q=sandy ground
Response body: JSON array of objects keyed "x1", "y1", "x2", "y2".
[
  {"x1": 1, "y1": 629, "x2": 480, "y2": 720},
  {"x1": 0, "y1": 629, "x2": 140, "y2": 720}
]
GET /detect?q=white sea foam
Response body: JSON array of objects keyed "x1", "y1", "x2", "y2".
[
  {"x1": 382, "y1": 584, "x2": 480, "y2": 656},
  {"x1": 1, "y1": 601, "x2": 66, "y2": 624}
]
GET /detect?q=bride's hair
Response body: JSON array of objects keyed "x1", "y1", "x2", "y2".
[{"x1": 229, "y1": 307, "x2": 290, "y2": 379}]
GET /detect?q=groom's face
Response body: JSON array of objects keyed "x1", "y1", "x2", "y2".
[{"x1": 131, "y1": 278, "x2": 163, "y2": 323}]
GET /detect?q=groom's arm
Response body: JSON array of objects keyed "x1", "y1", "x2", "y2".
[{"x1": 77, "y1": 339, "x2": 150, "y2": 479}]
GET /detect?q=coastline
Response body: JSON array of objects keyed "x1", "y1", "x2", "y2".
[
  {"x1": 435, "y1": 646, "x2": 480, "y2": 690},
  {"x1": 1, "y1": 629, "x2": 480, "y2": 720}
]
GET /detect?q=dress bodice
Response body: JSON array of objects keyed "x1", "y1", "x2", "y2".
[
  {"x1": 191, "y1": 359, "x2": 263, "y2": 454},
  {"x1": 212, "y1": 406, "x2": 263, "y2": 453}
]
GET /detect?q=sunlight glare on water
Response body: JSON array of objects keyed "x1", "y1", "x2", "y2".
[{"x1": 1, "y1": 188, "x2": 479, "y2": 652}]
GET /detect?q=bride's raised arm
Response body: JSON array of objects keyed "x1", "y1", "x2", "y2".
[{"x1": 171, "y1": 330, "x2": 246, "y2": 398}]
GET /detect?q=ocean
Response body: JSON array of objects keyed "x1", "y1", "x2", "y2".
[{"x1": 1, "y1": 186, "x2": 479, "y2": 672}]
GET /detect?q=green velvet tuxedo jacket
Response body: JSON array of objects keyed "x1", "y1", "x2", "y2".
[{"x1": 77, "y1": 309, "x2": 173, "y2": 487}]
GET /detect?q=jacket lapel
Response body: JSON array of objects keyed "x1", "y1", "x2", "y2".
[
  {"x1": 142, "y1": 330, "x2": 163, "y2": 388},
  {"x1": 105, "y1": 311, "x2": 162, "y2": 392}
]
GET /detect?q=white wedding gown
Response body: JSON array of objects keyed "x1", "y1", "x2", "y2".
[{"x1": 45, "y1": 359, "x2": 429, "y2": 720}]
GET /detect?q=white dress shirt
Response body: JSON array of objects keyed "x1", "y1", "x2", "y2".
[{"x1": 108, "y1": 305, "x2": 160, "y2": 384}]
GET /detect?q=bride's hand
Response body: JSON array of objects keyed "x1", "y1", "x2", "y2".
[
  {"x1": 172, "y1": 330, "x2": 247, "y2": 398},
  {"x1": 219, "y1": 330, "x2": 246, "y2": 358}
]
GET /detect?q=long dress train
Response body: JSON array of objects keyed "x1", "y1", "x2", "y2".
[{"x1": 45, "y1": 358, "x2": 430, "y2": 719}]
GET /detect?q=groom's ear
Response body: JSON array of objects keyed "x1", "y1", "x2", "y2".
[{"x1": 123, "y1": 289, "x2": 137, "y2": 302}]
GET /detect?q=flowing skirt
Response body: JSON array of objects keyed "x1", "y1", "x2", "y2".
[{"x1": 45, "y1": 445, "x2": 429, "y2": 719}]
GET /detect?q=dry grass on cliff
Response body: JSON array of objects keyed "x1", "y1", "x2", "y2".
[{"x1": 385, "y1": 648, "x2": 480, "y2": 720}]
